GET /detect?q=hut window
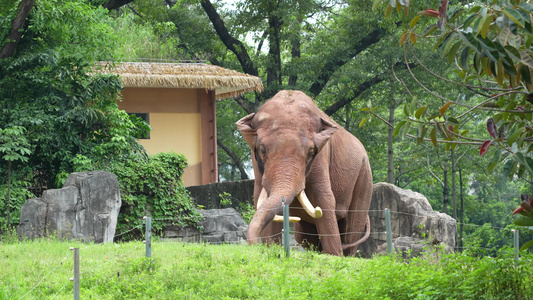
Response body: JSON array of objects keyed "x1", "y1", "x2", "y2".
[{"x1": 128, "y1": 113, "x2": 150, "y2": 139}]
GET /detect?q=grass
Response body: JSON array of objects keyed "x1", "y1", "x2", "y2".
[{"x1": 1, "y1": 238, "x2": 532, "y2": 299}]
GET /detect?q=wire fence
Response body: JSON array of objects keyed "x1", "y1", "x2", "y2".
[{"x1": 11, "y1": 207, "x2": 530, "y2": 299}]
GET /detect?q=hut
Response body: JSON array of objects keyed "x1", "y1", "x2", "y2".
[{"x1": 96, "y1": 62, "x2": 263, "y2": 186}]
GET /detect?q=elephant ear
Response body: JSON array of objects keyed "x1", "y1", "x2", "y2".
[
  {"x1": 314, "y1": 118, "x2": 338, "y2": 151},
  {"x1": 236, "y1": 113, "x2": 257, "y2": 148}
]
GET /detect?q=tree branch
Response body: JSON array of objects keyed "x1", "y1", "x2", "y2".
[
  {"x1": 217, "y1": 138, "x2": 249, "y2": 180},
  {"x1": 0, "y1": 0, "x2": 36, "y2": 59},
  {"x1": 200, "y1": 0, "x2": 258, "y2": 77},
  {"x1": 102, "y1": 0, "x2": 134, "y2": 10},
  {"x1": 324, "y1": 62, "x2": 416, "y2": 116},
  {"x1": 427, "y1": 154, "x2": 444, "y2": 186},
  {"x1": 309, "y1": 27, "x2": 387, "y2": 97}
]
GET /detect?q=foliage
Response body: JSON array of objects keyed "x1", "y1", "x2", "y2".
[
  {"x1": 512, "y1": 193, "x2": 533, "y2": 250},
  {"x1": 0, "y1": 1, "x2": 160, "y2": 231},
  {"x1": 0, "y1": 126, "x2": 32, "y2": 228},
  {"x1": 237, "y1": 201, "x2": 255, "y2": 224},
  {"x1": 0, "y1": 0, "x2": 129, "y2": 191},
  {"x1": 0, "y1": 181, "x2": 34, "y2": 232},
  {"x1": 1, "y1": 240, "x2": 532, "y2": 299},
  {"x1": 374, "y1": 0, "x2": 533, "y2": 250}
]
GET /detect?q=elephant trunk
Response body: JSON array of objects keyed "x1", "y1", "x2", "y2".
[{"x1": 247, "y1": 188, "x2": 298, "y2": 244}]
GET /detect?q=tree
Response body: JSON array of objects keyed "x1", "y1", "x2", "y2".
[
  {"x1": 373, "y1": 0, "x2": 533, "y2": 250},
  {"x1": 0, "y1": 0, "x2": 148, "y2": 229},
  {"x1": 0, "y1": 126, "x2": 31, "y2": 227}
]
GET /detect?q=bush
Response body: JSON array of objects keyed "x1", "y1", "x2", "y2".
[{"x1": 108, "y1": 152, "x2": 203, "y2": 239}]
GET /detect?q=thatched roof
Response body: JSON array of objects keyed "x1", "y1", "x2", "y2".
[{"x1": 94, "y1": 62, "x2": 263, "y2": 99}]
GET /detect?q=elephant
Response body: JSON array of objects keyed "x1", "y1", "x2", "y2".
[{"x1": 236, "y1": 90, "x2": 373, "y2": 256}]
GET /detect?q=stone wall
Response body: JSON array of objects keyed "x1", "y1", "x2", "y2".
[{"x1": 187, "y1": 179, "x2": 254, "y2": 209}]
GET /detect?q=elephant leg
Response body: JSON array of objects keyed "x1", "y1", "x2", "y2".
[
  {"x1": 315, "y1": 209, "x2": 343, "y2": 256},
  {"x1": 294, "y1": 221, "x2": 320, "y2": 251},
  {"x1": 342, "y1": 164, "x2": 373, "y2": 256},
  {"x1": 260, "y1": 222, "x2": 282, "y2": 245}
]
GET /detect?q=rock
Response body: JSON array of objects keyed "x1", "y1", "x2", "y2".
[
  {"x1": 162, "y1": 208, "x2": 248, "y2": 244},
  {"x1": 17, "y1": 171, "x2": 121, "y2": 243},
  {"x1": 358, "y1": 182, "x2": 457, "y2": 257}
]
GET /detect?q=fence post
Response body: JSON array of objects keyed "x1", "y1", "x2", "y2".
[
  {"x1": 513, "y1": 229, "x2": 519, "y2": 265},
  {"x1": 282, "y1": 197, "x2": 290, "y2": 258},
  {"x1": 144, "y1": 216, "x2": 152, "y2": 258},
  {"x1": 385, "y1": 208, "x2": 392, "y2": 255},
  {"x1": 69, "y1": 247, "x2": 80, "y2": 300}
]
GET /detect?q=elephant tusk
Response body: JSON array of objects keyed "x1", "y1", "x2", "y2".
[
  {"x1": 272, "y1": 215, "x2": 301, "y2": 223},
  {"x1": 257, "y1": 187, "x2": 268, "y2": 209},
  {"x1": 297, "y1": 190, "x2": 323, "y2": 218}
]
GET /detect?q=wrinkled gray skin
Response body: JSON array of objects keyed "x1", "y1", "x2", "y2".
[{"x1": 236, "y1": 90, "x2": 373, "y2": 256}]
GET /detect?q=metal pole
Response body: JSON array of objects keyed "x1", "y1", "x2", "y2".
[
  {"x1": 513, "y1": 229, "x2": 519, "y2": 265},
  {"x1": 70, "y1": 247, "x2": 80, "y2": 300},
  {"x1": 145, "y1": 216, "x2": 152, "y2": 258},
  {"x1": 385, "y1": 208, "x2": 393, "y2": 255},
  {"x1": 282, "y1": 197, "x2": 290, "y2": 258}
]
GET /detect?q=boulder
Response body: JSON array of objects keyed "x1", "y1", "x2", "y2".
[
  {"x1": 358, "y1": 182, "x2": 457, "y2": 257},
  {"x1": 162, "y1": 208, "x2": 248, "y2": 244},
  {"x1": 17, "y1": 171, "x2": 121, "y2": 243}
]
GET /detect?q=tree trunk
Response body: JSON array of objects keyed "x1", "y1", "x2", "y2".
[
  {"x1": 288, "y1": 24, "x2": 301, "y2": 87},
  {"x1": 266, "y1": 10, "x2": 282, "y2": 97},
  {"x1": 0, "y1": 0, "x2": 36, "y2": 59},
  {"x1": 451, "y1": 149, "x2": 457, "y2": 219},
  {"x1": 217, "y1": 138, "x2": 249, "y2": 180},
  {"x1": 387, "y1": 77, "x2": 395, "y2": 184},
  {"x1": 459, "y1": 167, "x2": 464, "y2": 252},
  {"x1": 443, "y1": 163, "x2": 448, "y2": 214},
  {"x1": 6, "y1": 160, "x2": 11, "y2": 226}
]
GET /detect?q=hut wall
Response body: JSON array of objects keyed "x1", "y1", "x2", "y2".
[{"x1": 118, "y1": 87, "x2": 216, "y2": 186}]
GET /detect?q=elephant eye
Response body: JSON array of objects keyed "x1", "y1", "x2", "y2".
[
  {"x1": 259, "y1": 145, "x2": 266, "y2": 155},
  {"x1": 307, "y1": 148, "x2": 315, "y2": 159}
]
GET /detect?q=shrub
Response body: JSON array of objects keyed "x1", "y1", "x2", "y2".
[{"x1": 72, "y1": 152, "x2": 203, "y2": 240}]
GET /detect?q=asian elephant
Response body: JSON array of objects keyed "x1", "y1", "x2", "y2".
[{"x1": 236, "y1": 90, "x2": 373, "y2": 256}]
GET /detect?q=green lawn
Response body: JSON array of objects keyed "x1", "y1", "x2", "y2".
[{"x1": 1, "y1": 238, "x2": 532, "y2": 299}]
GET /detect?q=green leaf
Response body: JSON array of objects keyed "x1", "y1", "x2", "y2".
[
  {"x1": 441, "y1": 34, "x2": 458, "y2": 58},
  {"x1": 447, "y1": 42, "x2": 462, "y2": 64},
  {"x1": 423, "y1": 24, "x2": 438, "y2": 37},
  {"x1": 393, "y1": 120, "x2": 407, "y2": 137},
  {"x1": 460, "y1": 47, "x2": 471, "y2": 70},
  {"x1": 430, "y1": 127, "x2": 437, "y2": 147},
  {"x1": 359, "y1": 118, "x2": 368, "y2": 128},
  {"x1": 513, "y1": 216, "x2": 533, "y2": 226},
  {"x1": 488, "y1": 149, "x2": 501, "y2": 173},
  {"x1": 410, "y1": 15, "x2": 421, "y2": 28},
  {"x1": 519, "y1": 50, "x2": 533, "y2": 69},
  {"x1": 507, "y1": 128, "x2": 523, "y2": 146},
  {"x1": 372, "y1": 0, "x2": 384, "y2": 12},
  {"x1": 417, "y1": 124, "x2": 428, "y2": 143},
  {"x1": 415, "y1": 106, "x2": 427, "y2": 119},
  {"x1": 402, "y1": 120, "x2": 412, "y2": 138},
  {"x1": 520, "y1": 239, "x2": 533, "y2": 251},
  {"x1": 503, "y1": 9, "x2": 525, "y2": 28},
  {"x1": 447, "y1": 117, "x2": 460, "y2": 125},
  {"x1": 385, "y1": 2, "x2": 394, "y2": 17},
  {"x1": 479, "y1": 14, "x2": 494, "y2": 38},
  {"x1": 458, "y1": 32, "x2": 478, "y2": 53},
  {"x1": 519, "y1": 3, "x2": 533, "y2": 13},
  {"x1": 520, "y1": 65, "x2": 532, "y2": 85},
  {"x1": 503, "y1": 159, "x2": 517, "y2": 179}
]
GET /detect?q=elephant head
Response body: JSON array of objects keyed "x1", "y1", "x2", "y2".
[{"x1": 236, "y1": 90, "x2": 338, "y2": 243}]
